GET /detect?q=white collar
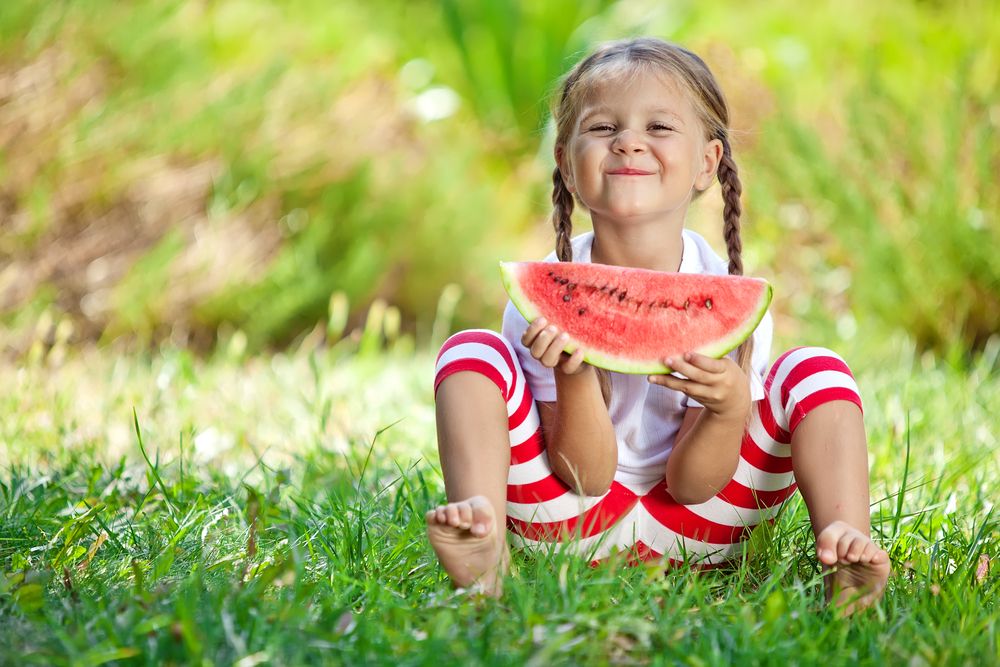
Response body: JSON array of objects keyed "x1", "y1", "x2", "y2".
[{"x1": 579, "y1": 231, "x2": 697, "y2": 273}]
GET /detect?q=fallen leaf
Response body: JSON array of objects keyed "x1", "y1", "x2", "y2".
[
  {"x1": 336, "y1": 610, "x2": 357, "y2": 635},
  {"x1": 975, "y1": 554, "x2": 989, "y2": 584}
]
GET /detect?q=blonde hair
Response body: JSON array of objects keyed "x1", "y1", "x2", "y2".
[{"x1": 550, "y1": 38, "x2": 753, "y2": 400}]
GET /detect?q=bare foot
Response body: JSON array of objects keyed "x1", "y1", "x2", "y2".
[
  {"x1": 816, "y1": 520, "x2": 890, "y2": 615},
  {"x1": 426, "y1": 495, "x2": 508, "y2": 596}
]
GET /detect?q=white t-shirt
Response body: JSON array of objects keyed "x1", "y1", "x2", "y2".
[{"x1": 501, "y1": 230, "x2": 773, "y2": 485}]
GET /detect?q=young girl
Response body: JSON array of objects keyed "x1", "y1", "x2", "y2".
[{"x1": 426, "y1": 38, "x2": 890, "y2": 613}]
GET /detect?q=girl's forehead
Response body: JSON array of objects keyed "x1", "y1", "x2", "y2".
[{"x1": 576, "y1": 68, "x2": 692, "y2": 114}]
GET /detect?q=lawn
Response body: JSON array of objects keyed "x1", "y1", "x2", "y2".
[{"x1": 1, "y1": 339, "x2": 997, "y2": 665}]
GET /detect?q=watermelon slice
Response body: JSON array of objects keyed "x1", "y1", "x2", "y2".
[{"x1": 500, "y1": 261, "x2": 772, "y2": 374}]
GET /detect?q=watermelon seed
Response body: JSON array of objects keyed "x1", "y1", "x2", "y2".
[
  {"x1": 608, "y1": 287, "x2": 617, "y2": 297},
  {"x1": 578, "y1": 308, "x2": 586, "y2": 316},
  {"x1": 568, "y1": 283, "x2": 576, "y2": 291},
  {"x1": 618, "y1": 291, "x2": 627, "y2": 302},
  {"x1": 705, "y1": 299, "x2": 713, "y2": 310},
  {"x1": 563, "y1": 294, "x2": 572, "y2": 302},
  {"x1": 684, "y1": 299, "x2": 690, "y2": 310},
  {"x1": 559, "y1": 278, "x2": 569, "y2": 285}
]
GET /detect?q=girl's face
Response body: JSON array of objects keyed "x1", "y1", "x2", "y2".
[{"x1": 558, "y1": 70, "x2": 722, "y2": 229}]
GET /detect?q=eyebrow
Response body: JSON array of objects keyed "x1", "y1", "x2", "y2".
[{"x1": 578, "y1": 106, "x2": 685, "y2": 125}]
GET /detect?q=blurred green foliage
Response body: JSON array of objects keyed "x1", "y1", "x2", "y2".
[{"x1": 0, "y1": 0, "x2": 997, "y2": 357}]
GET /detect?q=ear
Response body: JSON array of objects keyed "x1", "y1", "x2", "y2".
[
  {"x1": 694, "y1": 138, "x2": 723, "y2": 191},
  {"x1": 555, "y1": 144, "x2": 576, "y2": 193}
]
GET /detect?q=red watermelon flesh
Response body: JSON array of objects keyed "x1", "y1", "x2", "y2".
[{"x1": 500, "y1": 261, "x2": 772, "y2": 374}]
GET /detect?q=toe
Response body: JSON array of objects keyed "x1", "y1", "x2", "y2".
[
  {"x1": 457, "y1": 503, "x2": 473, "y2": 529},
  {"x1": 445, "y1": 504, "x2": 462, "y2": 527},
  {"x1": 816, "y1": 522, "x2": 845, "y2": 565},
  {"x1": 859, "y1": 540, "x2": 880, "y2": 563},
  {"x1": 818, "y1": 547, "x2": 837, "y2": 566},
  {"x1": 469, "y1": 497, "x2": 496, "y2": 535},
  {"x1": 846, "y1": 536, "x2": 866, "y2": 562},
  {"x1": 836, "y1": 531, "x2": 856, "y2": 562}
]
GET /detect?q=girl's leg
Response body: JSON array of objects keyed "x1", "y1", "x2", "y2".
[
  {"x1": 429, "y1": 330, "x2": 644, "y2": 586},
  {"x1": 427, "y1": 330, "x2": 520, "y2": 594},
  {"x1": 750, "y1": 346, "x2": 888, "y2": 613},
  {"x1": 776, "y1": 349, "x2": 890, "y2": 613},
  {"x1": 632, "y1": 347, "x2": 889, "y2": 613}
]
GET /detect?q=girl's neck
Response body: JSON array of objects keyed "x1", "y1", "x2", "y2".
[{"x1": 590, "y1": 222, "x2": 685, "y2": 273}]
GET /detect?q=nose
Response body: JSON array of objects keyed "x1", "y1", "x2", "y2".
[{"x1": 612, "y1": 129, "x2": 646, "y2": 154}]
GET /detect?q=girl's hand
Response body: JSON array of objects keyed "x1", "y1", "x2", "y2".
[
  {"x1": 648, "y1": 353, "x2": 750, "y2": 420},
  {"x1": 522, "y1": 317, "x2": 589, "y2": 376}
]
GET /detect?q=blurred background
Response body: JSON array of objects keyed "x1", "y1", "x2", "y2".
[{"x1": 1, "y1": 0, "x2": 997, "y2": 363}]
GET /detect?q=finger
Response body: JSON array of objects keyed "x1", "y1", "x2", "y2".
[
  {"x1": 649, "y1": 374, "x2": 691, "y2": 392},
  {"x1": 560, "y1": 347, "x2": 585, "y2": 374},
  {"x1": 540, "y1": 332, "x2": 570, "y2": 367},
  {"x1": 681, "y1": 352, "x2": 729, "y2": 374},
  {"x1": 521, "y1": 317, "x2": 549, "y2": 346},
  {"x1": 529, "y1": 325, "x2": 560, "y2": 360},
  {"x1": 649, "y1": 374, "x2": 713, "y2": 401},
  {"x1": 664, "y1": 355, "x2": 714, "y2": 384}
]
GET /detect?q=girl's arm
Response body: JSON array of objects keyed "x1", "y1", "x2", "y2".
[
  {"x1": 524, "y1": 319, "x2": 618, "y2": 496},
  {"x1": 649, "y1": 353, "x2": 750, "y2": 505}
]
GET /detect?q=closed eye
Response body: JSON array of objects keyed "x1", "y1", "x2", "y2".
[
  {"x1": 649, "y1": 123, "x2": 675, "y2": 132},
  {"x1": 588, "y1": 124, "x2": 615, "y2": 133}
]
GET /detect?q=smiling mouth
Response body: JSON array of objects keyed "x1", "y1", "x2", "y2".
[{"x1": 607, "y1": 168, "x2": 654, "y2": 175}]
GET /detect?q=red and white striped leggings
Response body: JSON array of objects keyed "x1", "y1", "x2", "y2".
[{"x1": 434, "y1": 330, "x2": 863, "y2": 567}]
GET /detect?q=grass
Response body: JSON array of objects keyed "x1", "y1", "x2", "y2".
[{"x1": 1, "y1": 338, "x2": 997, "y2": 665}]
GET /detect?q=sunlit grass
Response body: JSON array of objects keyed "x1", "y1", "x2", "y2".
[{"x1": 1, "y1": 342, "x2": 997, "y2": 664}]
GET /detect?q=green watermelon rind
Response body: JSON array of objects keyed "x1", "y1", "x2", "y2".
[{"x1": 500, "y1": 261, "x2": 773, "y2": 375}]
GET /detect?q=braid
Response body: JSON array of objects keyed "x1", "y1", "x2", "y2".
[
  {"x1": 717, "y1": 136, "x2": 743, "y2": 277},
  {"x1": 716, "y1": 135, "x2": 754, "y2": 371},
  {"x1": 551, "y1": 167, "x2": 574, "y2": 262}
]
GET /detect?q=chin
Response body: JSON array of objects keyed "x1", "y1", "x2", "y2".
[{"x1": 606, "y1": 205, "x2": 656, "y2": 220}]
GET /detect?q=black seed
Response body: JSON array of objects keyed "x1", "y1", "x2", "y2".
[
  {"x1": 618, "y1": 291, "x2": 626, "y2": 302},
  {"x1": 563, "y1": 294, "x2": 571, "y2": 302},
  {"x1": 559, "y1": 278, "x2": 569, "y2": 285},
  {"x1": 599, "y1": 285, "x2": 608, "y2": 292},
  {"x1": 608, "y1": 287, "x2": 617, "y2": 297},
  {"x1": 705, "y1": 298, "x2": 713, "y2": 310},
  {"x1": 578, "y1": 308, "x2": 586, "y2": 315}
]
